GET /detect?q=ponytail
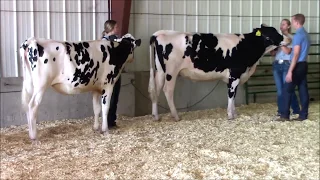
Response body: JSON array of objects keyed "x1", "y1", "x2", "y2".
[
  {"x1": 101, "y1": 30, "x2": 106, "y2": 39},
  {"x1": 288, "y1": 26, "x2": 292, "y2": 34}
]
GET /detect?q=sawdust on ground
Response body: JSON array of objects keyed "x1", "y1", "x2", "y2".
[{"x1": 1, "y1": 102, "x2": 319, "y2": 179}]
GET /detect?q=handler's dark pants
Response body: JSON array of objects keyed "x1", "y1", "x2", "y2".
[
  {"x1": 281, "y1": 62, "x2": 309, "y2": 120},
  {"x1": 108, "y1": 75, "x2": 121, "y2": 126}
]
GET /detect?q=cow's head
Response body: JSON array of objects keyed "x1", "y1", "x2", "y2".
[
  {"x1": 256, "y1": 24, "x2": 284, "y2": 47},
  {"x1": 114, "y1": 33, "x2": 141, "y2": 63}
]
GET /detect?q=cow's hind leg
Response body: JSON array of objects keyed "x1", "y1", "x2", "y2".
[
  {"x1": 22, "y1": 81, "x2": 33, "y2": 138},
  {"x1": 227, "y1": 74, "x2": 240, "y2": 120},
  {"x1": 151, "y1": 71, "x2": 165, "y2": 121},
  {"x1": 163, "y1": 73, "x2": 180, "y2": 121},
  {"x1": 100, "y1": 85, "x2": 114, "y2": 135},
  {"x1": 92, "y1": 91, "x2": 101, "y2": 131},
  {"x1": 28, "y1": 85, "x2": 47, "y2": 143}
]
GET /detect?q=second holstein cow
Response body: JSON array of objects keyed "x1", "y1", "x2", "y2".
[
  {"x1": 148, "y1": 24, "x2": 286, "y2": 121},
  {"x1": 20, "y1": 34, "x2": 141, "y2": 142}
]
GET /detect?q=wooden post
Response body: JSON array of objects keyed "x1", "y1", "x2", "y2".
[{"x1": 111, "y1": 0, "x2": 132, "y2": 36}]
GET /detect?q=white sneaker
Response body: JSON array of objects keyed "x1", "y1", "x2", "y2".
[{"x1": 290, "y1": 113, "x2": 299, "y2": 119}]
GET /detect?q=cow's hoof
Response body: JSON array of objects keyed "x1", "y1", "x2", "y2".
[
  {"x1": 93, "y1": 128, "x2": 100, "y2": 133},
  {"x1": 93, "y1": 125, "x2": 99, "y2": 132},
  {"x1": 100, "y1": 128, "x2": 109, "y2": 135},
  {"x1": 233, "y1": 114, "x2": 238, "y2": 119},
  {"x1": 174, "y1": 117, "x2": 181, "y2": 121},
  {"x1": 228, "y1": 112, "x2": 237, "y2": 120},
  {"x1": 31, "y1": 139, "x2": 41, "y2": 146},
  {"x1": 102, "y1": 131, "x2": 109, "y2": 136},
  {"x1": 170, "y1": 113, "x2": 180, "y2": 121},
  {"x1": 92, "y1": 125, "x2": 100, "y2": 132},
  {"x1": 152, "y1": 114, "x2": 160, "y2": 121}
]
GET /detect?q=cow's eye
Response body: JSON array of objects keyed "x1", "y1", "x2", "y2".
[{"x1": 266, "y1": 37, "x2": 270, "y2": 40}]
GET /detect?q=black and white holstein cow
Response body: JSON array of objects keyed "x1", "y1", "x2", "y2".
[
  {"x1": 20, "y1": 34, "x2": 141, "y2": 142},
  {"x1": 148, "y1": 24, "x2": 287, "y2": 121}
]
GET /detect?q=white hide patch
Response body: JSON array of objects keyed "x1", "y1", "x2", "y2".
[
  {"x1": 263, "y1": 45, "x2": 278, "y2": 55},
  {"x1": 153, "y1": 30, "x2": 190, "y2": 37},
  {"x1": 196, "y1": 40, "x2": 202, "y2": 52},
  {"x1": 179, "y1": 68, "x2": 230, "y2": 83},
  {"x1": 239, "y1": 61, "x2": 259, "y2": 84},
  {"x1": 114, "y1": 33, "x2": 135, "y2": 44},
  {"x1": 227, "y1": 97, "x2": 235, "y2": 119},
  {"x1": 214, "y1": 34, "x2": 245, "y2": 58},
  {"x1": 230, "y1": 79, "x2": 240, "y2": 93}
]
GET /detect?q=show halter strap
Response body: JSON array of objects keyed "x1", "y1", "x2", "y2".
[{"x1": 256, "y1": 29, "x2": 276, "y2": 45}]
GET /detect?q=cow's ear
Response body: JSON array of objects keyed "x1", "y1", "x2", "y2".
[
  {"x1": 253, "y1": 28, "x2": 259, "y2": 32},
  {"x1": 261, "y1": 23, "x2": 269, "y2": 28},
  {"x1": 135, "y1": 39, "x2": 141, "y2": 47}
]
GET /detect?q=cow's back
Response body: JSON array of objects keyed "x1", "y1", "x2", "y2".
[
  {"x1": 24, "y1": 38, "x2": 116, "y2": 94},
  {"x1": 153, "y1": 30, "x2": 192, "y2": 37},
  {"x1": 25, "y1": 38, "x2": 67, "y2": 79},
  {"x1": 53, "y1": 40, "x2": 114, "y2": 92},
  {"x1": 151, "y1": 31, "x2": 267, "y2": 83}
]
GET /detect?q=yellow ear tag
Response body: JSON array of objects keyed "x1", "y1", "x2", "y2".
[{"x1": 256, "y1": 30, "x2": 261, "y2": 36}]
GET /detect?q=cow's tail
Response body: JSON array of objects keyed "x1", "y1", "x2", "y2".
[
  {"x1": 20, "y1": 38, "x2": 34, "y2": 111},
  {"x1": 148, "y1": 35, "x2": 157, "y2": 102}
]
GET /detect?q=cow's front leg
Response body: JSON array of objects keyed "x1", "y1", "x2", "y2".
[
  {"x1": 227, "y1": 76, "x2": 240, "y2": 120},
  {"x1": 232, "y1": 100, "x2": 237, "y2": 118},
  {"x1": 92, "y1": 91, "x2": 101, "y2": 131},
  {"x1": 101, "y1": 85, "x2": 114, "y2": 135},
  {"x1": 163, "y1": 73, "x2": 180, "y2": 121}
]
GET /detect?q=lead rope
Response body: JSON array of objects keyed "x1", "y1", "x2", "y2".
[{"x1": 127, "y1": 79, "x2": 221, "y2": 111}]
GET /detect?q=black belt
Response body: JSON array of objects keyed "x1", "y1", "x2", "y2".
[{"x1": 297, "y1": 61, "x2": 307, "y2": 64}]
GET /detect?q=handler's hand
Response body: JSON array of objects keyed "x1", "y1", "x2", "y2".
[
  {"x1": 280, "y1": 36, "x2": 292, "y2": 46},
  {"x1": 286, "y1": 71, "x2": 292, "y2": 83}
]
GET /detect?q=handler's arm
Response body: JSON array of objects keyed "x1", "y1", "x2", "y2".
[
  {"x1": 288, "y1": 45, "x2": 300, "y2": 73},
  {"x1": 288, "y1": 35, "x2": 302, "y2": 73},
  {"x1": 280, "y1": 46, "x2": 292, "y2": 54}
]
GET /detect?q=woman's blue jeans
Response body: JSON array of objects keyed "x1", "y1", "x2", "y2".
[{"x1": 272, "y1": 61, "x2": 300, "y2": 115}]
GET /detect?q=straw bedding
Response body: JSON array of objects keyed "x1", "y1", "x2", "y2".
[{"x1": 1, "y1": 102, "x2": 319, "y2": 179}]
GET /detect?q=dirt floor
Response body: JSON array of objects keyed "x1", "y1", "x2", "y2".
[{"x1": 1, "y1": 102, "x2": 319, "y2": 180}]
